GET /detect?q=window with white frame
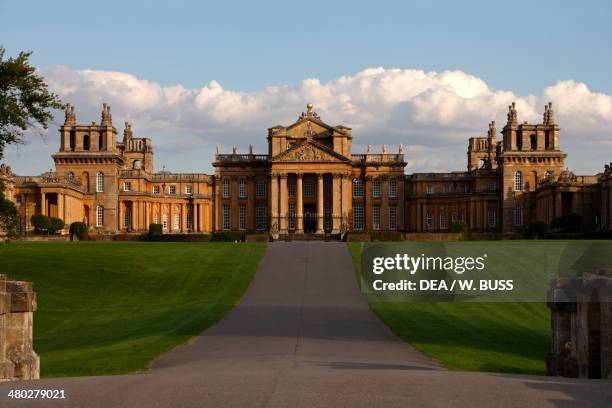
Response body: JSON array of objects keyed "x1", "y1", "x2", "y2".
[
  {"x1": 373, "y1": 205, "x2": 381, "y2": 230},
  {"x1": 169, "y1": 185, "x2": 176, "y2": 195},
  {"x1": 389, "y1": 178, "x2": 397, "y2": 197},
  {"x1": 97, "y1": 172, "x2": 104, "y2": 192},
  {"x1": 255, "y1": 205, "x2": 266, "y2": 230},
  {"x1": 256, "y1": 179, "x2": 266, "y2": 198},
  {"x1": 96, "y1": 205, "x2": 104, "y2": 227},
  {"x1": 353, "y1": 204, "x2": 365, "y2": 230},
  {"x1": 222, "y1": 204, "x2": 231, "y2": 230},
  {"x1": 153, "y1": 212, "x2": 159, "y2": 225},
  {"x1": 372, "y1": 179, "x2": 381, "y2": 198},
  {"x1": 426, "y1": 185, "x2": 434, "y2": 195},
  {"x1": 238, "y1": 179, "x2": 247, "y2": 198},
  {"x1": 222, "y1": 179, "x2": 230, "y2": 198},
  {"x1": 239, "y1": 205, "x2": 247, "y2": 230},
  {"x1": 488, "y1": 210, "x2": 497, "y2": 227},
  {"x1": 514, "y1": 171, "x2": 522, "y2": 192},
  {"x1": 124, "y1": 181, "x2": 131, "y2": 192},
  {"x1": 153, "y1": 185, "x2": 160, "y2": 194},
  {"x1": 185, "y1": 185, "x2": 193, "y2": 194},
  {"x1": 162, "y1": 214, "x2": 168, "y2": 230},
  {"x1": 288, "y1": 203, "x2": 296, "y2": 230},
  {"x1": 174, "y1": 213, "x2": 180, "y2": 230},
  {"x1": 389, "y1": 206, "x2": 397, "y2": 230},
  {"x1": 426, "y1": 212, "x2": 433, "y2": 230},
  {"x1": 353, "y1": 179, "x2": 364, "y2": 198},
  {"x1": 439, "y1": 211, "x2": 447, "y2": 230},
  {"x1": 514, "y1": 205, "x2": 523, "y2": 226}
]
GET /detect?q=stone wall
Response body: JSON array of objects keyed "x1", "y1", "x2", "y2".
[
  {"x1": 0, "y1": 275, "x2": 39, "y2": 381},
  {"x1": 547, "y1": 270, "x2": 612, "y2": 379}
]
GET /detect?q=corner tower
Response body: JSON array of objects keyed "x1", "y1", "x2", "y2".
[{"x1": 499, "y1": 102, "x2": 566, "y2": 232}]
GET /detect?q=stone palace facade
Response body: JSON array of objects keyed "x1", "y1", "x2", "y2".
[{"x1": 2, "y1": 102, "x2": 612, "y2": 237}]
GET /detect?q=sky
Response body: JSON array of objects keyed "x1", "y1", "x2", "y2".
[{"x1": 1, "y1": 0, "x2": 611, "y2": 175}]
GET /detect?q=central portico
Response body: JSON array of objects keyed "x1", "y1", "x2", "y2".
[{"x1": 213, "y1": 104, "x2": 407, "y2": 235}]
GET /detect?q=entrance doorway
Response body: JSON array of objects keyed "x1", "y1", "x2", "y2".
[{"x1": 303, "y1": 204, "x2": 317, "y2": 233}]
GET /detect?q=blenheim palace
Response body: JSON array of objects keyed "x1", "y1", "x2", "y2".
[{"x1": 2, "y1": 101, "x2": 612, "y2": 236}]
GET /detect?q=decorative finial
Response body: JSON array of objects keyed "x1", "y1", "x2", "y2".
[
  {"x1": 507, "y1": 102, "x2": 517, "y2": 126},
  {"x1": 64, "y1": 103, "x2": 76, "y2": 125},
  {"x1": 216, "y1": 145, "x2": 220, "y2": 155},
  {"x1": 399, "y1": 144, "x2": 404, "y2": 154},
  {"x1": 249, "y1": 144, "x2": 253, "y2": 154},
  {"x1": 307, "y1": 103, "x2": 313, "y2": 114},
  {"x1": 382, "y1": 144, "x2": 388, "y2": 154},
  {"x1": 101, "y1": 103, "x2": 112, "y2": 126},
  {"x1": 123, "y1": 121, "x2": 132, "y2": 140},
  {"x1": 232, "y1": 144, "x2": 237, "y2": 154},
  {"x1": 488, "y1": 121, "x2": 496, "y2": 139},
  {"x1": 367, "y1": 144, "x2": 372, "y2": 154}
]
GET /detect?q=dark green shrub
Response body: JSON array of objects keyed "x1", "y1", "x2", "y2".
[
  {"x1": 210, "y1": 231, "x2": 246, "y2": 242},
  {"x1": 69, "y1": 222, "x2": 88, "y2": 241},
  {"x1": 31, "y1": 214, "x2": 51, "y2": 233},
  {"x1": 450, "y1": 221, "x2": 468, "y2": 233},
  {"x1": 148, "y1": 223, "x2": 163, "y2": 236},
  {"x1": 48, "y1": 217, "x2": 65, "y2": 234},
  {"x1": 550, "y1": 213, "x2": 582, "y2": 233},
  {"x1": 524, "y1": 220, "x2": 549, "y2": 239},
  {"x1": 0, "y1": 197, "x2": 20, "y2": 238}
]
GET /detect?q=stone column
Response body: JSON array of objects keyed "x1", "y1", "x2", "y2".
[
  {"x1": 168, "y1": 203, "x2": 173, "y2": 232},
  {"x1": 182, "y1": 203, "x2": 187, "y2": 232},
  {"x1": 41, "y1": 193, "x2": 46, "y2": 216},
  {"x1": 317, "y1": 173, "x2": 324, "y2": 233},
  {"x1": 296, "y1": 173, "x2": 304, "y2": 233},
  {"x1": 270, "y1": 173, "x2": 279, "y2": 232},
  {"x1": 332, "y1": 174, "x2": 341, "y2": 233},
  {"x1": 279, "y1": 173, "x2": 288, "y2": 233}
]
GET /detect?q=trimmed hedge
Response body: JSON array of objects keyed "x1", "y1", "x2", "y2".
[
  {"x1": 69, "y1": 222, "x2": 88, "y2": 241},
  {"x1": 210, "y1": 231, "x2": 246, "y2": 242},
  {"x1": 524, "y1": 220, "x2": 549, "y2": 239}
]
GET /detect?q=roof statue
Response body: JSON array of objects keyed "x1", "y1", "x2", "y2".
[
  {"x1": 64, "y1": 103, "x2": 76, "y2": 125},
  {"x1": 506, "y1": 102, "x2": 518, "y2": 126},
  {"x1": 101, "y1": 103, "x2": 113, "y2": 126}
]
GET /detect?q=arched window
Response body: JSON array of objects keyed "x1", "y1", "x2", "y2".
[
  {"x1": 372, "y1": 179, "x2": 381, "y2": 198},
  {"x1": 353, "y1": 179, "x2": 364, "y2": 198},
  {"x1": 97, "y1": 172, "x2": 105, "y2": 192},
  {"x1": 388, "y1": 178, "x2": 397, "y2": 198},
  {"x1": 83, "y1": 134, "x2": 90, "y2": 150},
  {"x1": 96, "y1": 205, "x2": 104, "y2": 227},
  {"x1": 239, "y1": 179, "x2": 247, "y2": 198},
  {"x1": 530, "y1": 134, "x2": 537, "y2": 150},
  {"x1": 222, "y1": 178, "x2": 231, "y2": 198},
  {"x1": 514, "y1": 171, "x2": 522, "y2": 192}
]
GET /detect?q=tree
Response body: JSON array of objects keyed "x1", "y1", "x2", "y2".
[
  {"x1": 31, "y1": 214, "x2": 50, "y2": 233},
  {"x1": 48, "y1": 217, "x2": 65, "y2": 234},
  {"x1": 0, "y1": 183, "x2": 19, "y2": 238},
  {"x1": 0, "y1": 47, "x2": 64, "y2": 160}
]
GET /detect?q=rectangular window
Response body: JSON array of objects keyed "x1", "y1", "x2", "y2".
[
  {"x1": 388, "y1": 179, "x2": 397, "y2": 197},
  {"x1": 238, "y1": 180, "x2": 246, "y2": 198},
  {"x1": 514, "y1": 205, "x2": 523, "y2": 226},
  {"x1": 97, "y1": 207, "x2": 104, "y2": 227},
  {"x1": 153, "y1": 185, "x2": 160, "y2": 194},
  {"x1": 353, "y1": 179, "x2": 364, "y2": 198},
  {"x1": 426, "y1": 185, "x2": 434, "y2": 195},
  {"x1": 443, "y1": 184, "x2": 450, "y2": 193},
  {"x1": 15, "y1": 195, "x2": 21, "y2": 204},
  {"x1": 353, "y1": 204, "x2": 365, "y2": 231},
  {"x1": 288, "y1": 180, "x2": 296, "y2": 197},
  {"x1": 222, "y1": 179, "x2": 231, "y2": 198},
  {"x1": 255, "y1": 205, "x2": 266, "y2": 231},
  {"x1": 256, "y1": 180, "x2": 266, "y2": 198},
  {"x1": 324, "y1": 179, "x2": 332, "y2": 197},
  {"x1": 288, "y1": 203, "x2": 296, "y2": 230},
  {"x1": 153, "y1": 212, "x2": 159, "y2": 224},
  {"x1": 169, "y1": 185, "x2": 176, "y2": 195},
  {"x1": 389, "y1": 206, "x2": 397, "y2": 231},
  {"x1": 124, "y1": 209, "x2": 131, "y2": 230},
  {"x1": 187, "y1": 210, "x2": 193, "y2": 229},
  {"x1": 488, "y1": 181, "x2": 497, "y2": 191},
  {"x1": 97, "y1": 173, "x2": 105, "y2": 192},
  {"x1": 373, "y1": 180, "x2": 381, "y2": 198},
  {"x1": 488, "y1": 210, "x2": 497, "y2": 227},
  {"x1": 222, "y1": 204, "x2": 231, "y2": 230},
  {"x1": 239, "y1": 205, "x2": 247, "y2": 230},
  {"x1": 174, "y1": 213, "x2": 180, "y2": 230},
  {"x1": 373, "y1": 205, "x2": 381, "y2": 230},
  {"x1": 426, "y1": 212, "x2": 433, "y2": 230},
  {"x1": 124, "y1": 182, "x2": 131, "y2": 192},
  {"x1": 162, "y1": 214, "x2": 168, "y2": 230},
  {"x1": 304, "y1": 180, "x2": 315, "y2": 197},
  {"x1": 186, "y1": 185, "x2": 193, "y2": 194},
  {"x1": 439, "y1": 211, "x2": 447, "y2": 230}
]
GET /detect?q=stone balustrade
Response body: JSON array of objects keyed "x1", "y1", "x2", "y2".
[{"x1": 0, "y1": 275, "x2": 39, "y2": 382}]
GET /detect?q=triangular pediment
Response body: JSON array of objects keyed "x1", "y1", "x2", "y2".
[
  {"x1": 286, "y1": 118, "x2": 332, "y2": 138},
  {"x1": 272, "y1": 140, "x2": 349, "y2": 163}
]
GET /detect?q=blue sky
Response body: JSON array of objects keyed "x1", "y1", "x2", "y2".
[{"x1": 1, "y1": 0, "x2": 611, "y2": 175}]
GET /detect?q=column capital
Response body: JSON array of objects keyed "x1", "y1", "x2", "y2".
[
  {"x1": 333, "y1": 173, "x2": 342, "y2": 179},
  {"x1": 271, "y1": 172, "x2": 281, "y2": 178},
  {"x1": 341, "y1": 174, "x2": 350, "y2": 180},
  {"x1": 317, "y1": 173, "x2": 324, "y2": 180},
  {"x1": 279, "y1": 172, "x2": 288, "y2": 179},
  {"x1": 296, "y1": 173, "x2": 303, "y2": 179}
]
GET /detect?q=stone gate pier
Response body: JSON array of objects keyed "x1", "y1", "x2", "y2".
[
  {"x1": 0, "y1": 274, "x2": 39, "y2": 381},
  {"x1": 547, "y1": 270, "x2": 612, "y2": 379}
]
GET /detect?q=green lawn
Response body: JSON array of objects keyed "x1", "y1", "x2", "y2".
[
  {"x1": 0, "y1": 241, "x2": 266, "y2": 377},
  {"x1": 348, "y1": 242, "x2": 550, "y2": 375}
]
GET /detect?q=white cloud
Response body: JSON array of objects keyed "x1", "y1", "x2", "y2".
[{"x1": 5, "y1": 65, "x2": 612, "y2": 176}]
